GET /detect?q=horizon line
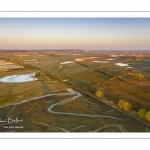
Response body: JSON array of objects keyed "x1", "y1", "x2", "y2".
[{"x1": 0, "y1": 49, "x2": 150, "y2": 51}]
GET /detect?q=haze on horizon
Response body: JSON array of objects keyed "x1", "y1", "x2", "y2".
[{"x1": 0, "y1": 18, "x2": 150, "y2": 51}]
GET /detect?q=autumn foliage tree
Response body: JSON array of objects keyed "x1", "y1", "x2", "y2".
[
  {"x1": 122, "y1": 101, "x2": 132, "y2": 111},
  {"x1": 118, "y1": 100, "x2": 132, "y2": 112},
  {"x1": 134, "y1": 73, "x2": 144, "y2": 80},
  {"x1": 118, "y1": 100, "x2": 125, "y2": 109},
  {"x1": 145, "y1": 111, "x2": 150, "y2": 122},
  {"x1": 138, "y1": 109, "x2": 146, "y2": 119},
  {"x1": 96, "y1": 90, "x2": 103, "y2": 98}
]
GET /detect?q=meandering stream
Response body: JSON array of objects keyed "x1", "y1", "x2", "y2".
[
  {"x1": 1, "y1": 88, "x2": 122, "y2": 121},
  {"x1": 0, "y1": 88, "x2": 127, "y2": 132},
  {"x1": 48, "y1": 88, "x2": 122, "y2": 120}
]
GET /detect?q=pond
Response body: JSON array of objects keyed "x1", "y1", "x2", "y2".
[
  {"x1": 105, "y1": 59, "x2": 115, "y2": 60},
  {"x1": 60, "y1": 61, "x2": 74, "y2": 65},
  {"x1": 0, "y1": 73, "x2": 37, "y2": 83},
  {"x1": 114, "y1": 63, "x2": 129, "y2": 67},
  {"x1": 92, "y1": 61, "x2": 110, "y2": 63}
]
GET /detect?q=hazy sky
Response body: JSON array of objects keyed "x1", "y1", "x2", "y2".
[{"x1": 0, "y1": 18, "x2": 150, "y2": 50}]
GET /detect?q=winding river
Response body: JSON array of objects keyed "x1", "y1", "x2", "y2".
[
  {"x1": 1, "y1": 88, "x2": 122, "y2": 120},
  {"x1": 48, "y1": 88, "x2": 122, "y2": 120},
  {"x1": 0, "y1": 88, "x2": 127, "y2": 132}
]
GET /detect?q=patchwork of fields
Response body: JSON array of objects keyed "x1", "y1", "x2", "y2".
[{"x1": 0, "y1": 50, "x2": 150, "y2": 132}]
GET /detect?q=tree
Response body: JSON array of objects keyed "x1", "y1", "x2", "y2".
[
  {"x1": 96, "y1": 90, "x2": 103, "y2": 98},
  {"x1": 138, "y1": 109, "x2": 146, "y2": 119},
  {"x1": 118, "y1": 100, "x2": 125, "y2": 109},
  {"x1": 118, "y1": 100, "x2": 132, "y2": 112},
  {"x1": 122, "y1": 101, "x2": 132, "y2": 111},
  {"x1": 145, "y1": 111, "x2": 150, "y2": 122},
  {"x1": 134, "y1": 73, "x2": 144, "y2": 80}
]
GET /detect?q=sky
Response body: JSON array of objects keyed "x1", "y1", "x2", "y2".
[{"x1": 0, "y1": 18, "x2": 150, "y2": 50}]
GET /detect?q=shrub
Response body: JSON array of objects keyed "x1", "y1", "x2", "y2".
[{"x1": 138, "y1": 109, "x2": 146, "y2": 119}]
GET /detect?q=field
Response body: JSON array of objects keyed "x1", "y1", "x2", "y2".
[{"x1": 0, "y1": 50, "x2": 150, "y2": 132}]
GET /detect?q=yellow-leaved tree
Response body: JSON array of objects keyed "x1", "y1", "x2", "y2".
[
  {"x1": 145, "y1": 111, "x2": 150, "y2": 122},
  {"x1": 138, "y1": 108, "x2": 146, "y2": 119},
  {"x1": 96, "y1": 90, "x2": 103, "y2": 98},
  {"x1": 134, "y1": 73, "x2": 144, "y2": 80},
  {"x1": 118, "y1": 100, "x2": 132, "y2": 112},
  {"x1": 122, "y1": 101, "x2": 132, "y2": 111},
  {"x1": 118, "y1": 100, "x2": 125, "y2": 109}
]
